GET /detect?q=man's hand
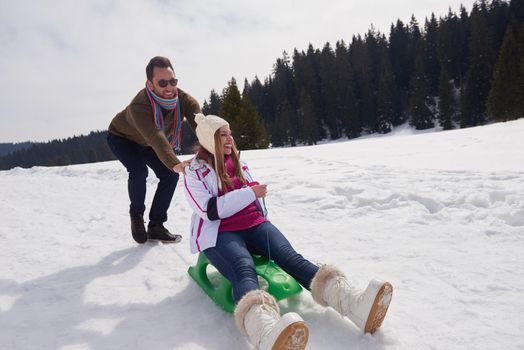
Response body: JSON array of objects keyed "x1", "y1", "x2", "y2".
[
  {"x1": 250, "y1": 184, "x2": 267, "y2": 198},
  {"x1": 173, "y1": 160, "x2": 191, "y2": 175}
]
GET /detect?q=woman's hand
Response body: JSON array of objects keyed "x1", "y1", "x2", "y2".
[{"x1": 250, "y1": 184, "x2": 267, "y2": 198}]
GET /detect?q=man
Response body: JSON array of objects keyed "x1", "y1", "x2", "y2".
[{"x1": 107, "y1": 56, "x2": 201, "y2": 244}]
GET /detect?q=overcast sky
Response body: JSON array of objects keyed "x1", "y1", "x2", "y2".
[{"x1": 0, "y1": 0, "x2": 476, "y2": 143}]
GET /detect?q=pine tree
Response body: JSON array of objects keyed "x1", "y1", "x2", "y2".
[
  {"x1": 362, "y1": 28, "x2": 386, "y2": 132},
  {"x1": 293, "y1": 48, "x2": 322, "y2": 142},
  {"x1": 438, "y1": 9, "x2": 461, "y2": 83},
  {"x1": 274, "y1": 99, "x2": 297, "y2": 146},
  {"x1": 389, "y1": 19, "x2": 414, "y2": 124},
  {"x1": 293, "y1": 49, "x2": 314, "y2": 98},
  {"x1": 234, "y1": 99, "x2": 270, "y2": 150},
  {"x1": 487, "y1": 22, "x2": 524, "y2": 121},
  {"x1": 376, "y1": 61, "x2": 396, "y2": 133},
  {"x1": 424, "y1": 13, "x2": 441, "y2": 95},
  {"x1": 490, "y1": 0, "x2": 511, "y2": 51},
  {"x1": 437, "y1": 67, "x2": 456, "y2": 129},
  {"x1": 409, "y1": 52, "x2": 435, "y2": 130},
  {"x1": 273, "y1": 52, "x2": 296, "y2": 107},
  {"x1": 389, "y1": 20, "x2": 411, "y2": 93},
  {"x1": 461, "y1": 1, "x2": 497, "y2": 127},
  {"x1": 270, "y1": 52, "x2": 298, "y2": 144},
  {"x1": 306, "y1": 45, "x2": 326, "y2": 139},
  {"x1": 244, "y1": 76, "x2": 275, "y2": 127},
  {"x1": 334, "y1": 41, "x2": 360, "y2": 138},
  {"x1": 459, "y1": 5, "x2": 472, "y2": 83},
  {"x1": 297, "y1": 89, "x2": 319, "y2": 145},
  {"x1": 408, "y1": 18, "x2": 435, "y2": 130},
  {"x1": 349, "y1": 35, "x2": 374, "y2": 133},
  {"x1": 203, "y1": 89, "x2": 221, "y2": 115},
  {"x1": 510, "y1": 0, "x2": 524, "y2": 24},
  {"x1": 242, "y1": 77, "x2": 264, "y2": 117},
  {"x1": 218, "y1": 78, "x2": 270, "y2": 150},
  {"x1": 219, "y1": 78, "x2": 243, "y2": 125},
  {"x1": 319, "y1": 42, "x2": 341, "y2": 139}
]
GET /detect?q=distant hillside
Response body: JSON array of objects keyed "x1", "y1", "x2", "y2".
[
  {"x1": 0, "y1": 131, "x2": 115, "y2": 170},
  {"x1": 0, "y1": 142, "x2": 32, "y2": 157},
  {"x1": 0, "y1": 121, "x2": 197, "y2": 171}
]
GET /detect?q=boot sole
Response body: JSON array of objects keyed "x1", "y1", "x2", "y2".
[
  {"x1": 148, "y1": 237, "x2": 182, "y2": 244},
  {"x1": 147, "y1": 233, "x2": 182, "y2": 244},
  {"x1": 272, "y1": 321, "x2": 309, "y2": 350},
  {"x1": 364, "y1": 282, "x2": 393, "y2": 333}
]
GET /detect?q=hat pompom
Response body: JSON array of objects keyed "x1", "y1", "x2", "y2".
[{"x1": 195, "y1": 112, "x2": 206, "y2": 125}]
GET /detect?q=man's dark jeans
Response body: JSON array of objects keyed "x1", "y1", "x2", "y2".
[
  {"x1": 107, "y1": 133, "x2": 178, "y2": 224},
  {"x1": 204, "y1": 221, "x2": 320, "y2": 302}
]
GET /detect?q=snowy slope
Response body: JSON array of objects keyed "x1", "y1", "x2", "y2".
[{"x1": 1, "y1": 120, "x2": 523, "y2": 350}]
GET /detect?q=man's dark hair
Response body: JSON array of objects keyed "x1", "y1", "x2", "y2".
[{"x1": 146, "y1": 56, "x2": 174, "y2": 81}]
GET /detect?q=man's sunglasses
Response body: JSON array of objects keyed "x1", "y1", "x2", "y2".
[{"x1": 158, "y1": 78, "x2": 178, "y2": 88}]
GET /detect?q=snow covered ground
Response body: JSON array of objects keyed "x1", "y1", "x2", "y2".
[{"x1": 1, "y1": 120, "x2": 523, "y2": 350}]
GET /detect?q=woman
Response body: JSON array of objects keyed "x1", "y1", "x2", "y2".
[{"x1": 184, "y1": 113, "x2": 393, "y2": 350}]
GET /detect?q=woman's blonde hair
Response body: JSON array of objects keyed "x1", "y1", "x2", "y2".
[{"x1": 196, "y1": 129, "x2": 246, "y2": 192}]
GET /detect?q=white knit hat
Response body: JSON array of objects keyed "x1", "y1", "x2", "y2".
[{"x1": 195, "y1": 113, "x2": 229, "y2": 155}]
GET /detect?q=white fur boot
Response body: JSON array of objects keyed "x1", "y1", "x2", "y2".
[
  {"x1": 234, "y1": 289, "x2": 309, "y2": 350},
  {"x1": 310, "y1": 265, "x2": 393, "y2": 333}
]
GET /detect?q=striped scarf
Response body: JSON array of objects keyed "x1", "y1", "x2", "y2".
[{"x1": 145, "y1": 83, "x2": 182, "y2": 150}]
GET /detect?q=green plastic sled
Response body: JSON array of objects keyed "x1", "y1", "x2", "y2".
[{"x1": 187, "y1": 252, "x2": 303, "y2": 313}]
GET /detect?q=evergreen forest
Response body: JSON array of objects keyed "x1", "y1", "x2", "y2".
[{"x1": 1, "y1": 0, "x2": 523, "y2": 170}]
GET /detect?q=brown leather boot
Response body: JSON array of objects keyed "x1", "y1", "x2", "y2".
[
  {"x1": 147, "y1": 223, "x2": 182, "y2": 243},
  {"x1": 130, "y1": 215, "x2": 147, "y2": 244}
]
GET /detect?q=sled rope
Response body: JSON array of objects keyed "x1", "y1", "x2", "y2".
[
  {"x1": 262, "y1": 196, "x2": 275, "y2": 274},
  {"x1": 262, "y1": 197, "x2": 269, "y2": 217},
  {"x1": 264, "y1": 228, "x2": 277, "y2": 275}
]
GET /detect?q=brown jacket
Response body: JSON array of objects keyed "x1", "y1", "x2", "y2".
[{"x1": 108, "y1": 88, "x2": 201, "y2": 169}]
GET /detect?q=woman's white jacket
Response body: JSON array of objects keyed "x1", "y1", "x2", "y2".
[{"x1": 183, "y1": 156, "x2": 263, "y2": 253}]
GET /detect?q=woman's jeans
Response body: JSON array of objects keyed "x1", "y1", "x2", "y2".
[
  {"x1": 107, "y1": 133, "x2": 178, "y2": 224},
  {"x1": 204, "y1": 221, "x2": 320, "y2": 302}
]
